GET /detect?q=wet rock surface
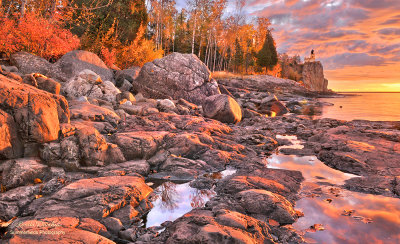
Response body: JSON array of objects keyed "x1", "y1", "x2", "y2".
[{"x1": 1, "y1": 52, "x2": 399, "y2": 243}]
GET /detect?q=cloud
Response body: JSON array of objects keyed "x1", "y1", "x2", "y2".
[
  {"x1": 243, "y1": 0, "x2": 400, "y2": 91},
  {"x1": 350, "y1": 0, "x2": 400, "y2": 10},
  {"x1": 323, "y1": 53, "x2": 386, "y2": 69},
  {"x1": 378, "y1": 28, "x2": 400, "y2": 36}
]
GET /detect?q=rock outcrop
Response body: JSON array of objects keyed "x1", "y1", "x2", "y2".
[
  {"x1": 33, "y1": 176, "x2": 152, "y2": 220},
  {"x1": 302, "y1": 61, "x2": 328, "y2": 92},
  {"x1": 8, "y1": 50, "x2": 393, "y2": 244},
  {"x1": 134, "y1": 53, "x2": 220, "y2": 105},
  {"x1": 0, "y1": 75, "x2": 70, "y2": 158}
]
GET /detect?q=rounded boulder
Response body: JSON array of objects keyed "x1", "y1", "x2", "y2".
[{"x1": 203, "y1": 94, "x2": 242, "y2": 124}]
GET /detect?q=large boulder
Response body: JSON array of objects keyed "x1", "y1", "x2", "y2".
[
  {"x1": 63, "y1": 70, "x2": 120, "y2": 103},
  {"x1": 134, "y1": 53, "x2": 220, "y2": 105},
  {"x1": 10, "y1": 50, "x2": 115, "y2": 84},
  {"x1": 51, "y1": 50, "x2": 114, "y2": 82},
  {"x1": 302, "y1": 61, "x2": 328, "y2": 92},
  {"x1": 0, "y1": 75, "x2": 66, "y2": 148},
  {"x1": 10, "y1": 52, "x2": 52, "y2": 75},
  {"x1": 203, "y1": 94, "x2": 242, "y2": 124}
]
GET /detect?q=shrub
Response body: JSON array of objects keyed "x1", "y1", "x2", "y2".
[
  {"x1": 0, "y1": 12, "x2": 80, "y2": 60},
  {"x1": 100, "y1": 47, "x2": 117, "y2": 68},
  {"x1": 116, "y1": 25, "x2": 163, "y2": 68}
]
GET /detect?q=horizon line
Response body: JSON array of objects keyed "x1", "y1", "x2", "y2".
[{"x1": 335, "y1": 91, "x2": 400, "y2": 93}]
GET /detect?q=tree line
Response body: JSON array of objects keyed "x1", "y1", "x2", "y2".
[{"x1": 0, "y1": 0, "x2": 278, "y2": 72}]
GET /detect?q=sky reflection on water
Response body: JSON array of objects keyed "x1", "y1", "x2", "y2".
[
  {"x1": 145, "y1": 182, "x2": 215, "y2": 228},
  {"x1": 267, "y1": 136, "x2": 400, "y2": 244},
  {"x1": 145, "y1": 168, "x2": 236, "y2": 228}
]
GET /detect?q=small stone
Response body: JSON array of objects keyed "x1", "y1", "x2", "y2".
[{"x1": 102, "y1": 217, "x2": 124, "y2": 234}]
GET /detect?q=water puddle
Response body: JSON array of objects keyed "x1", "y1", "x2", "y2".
[
  {"x1": 145, "y1": 168, "x2": 236, "y2": 228},
  {"x1": 267, "y1": 135, "x2": 400, "y2": 243},
  {"x1": 268, "y1": 154, "x2": 356, "y2": 185},
  {"x1": 145, "y1": 182, "x2": 216, "y2": 228}
]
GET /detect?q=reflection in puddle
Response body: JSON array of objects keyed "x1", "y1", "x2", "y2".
[
  {"x1": 145, "y1": 182, "x2": 215, "y2": 228},
  {"x1": 295, "y1": 191, "x2": 400, "y2": 243},
  {"x1": 145, "y1": 168, "x2": 236, "y2": 228},
  {"x1": 267, "y1": 135, "x2": 400, "y2": 243},
  {"x1": 267, "y1": 154, "x2": 357, "y2": 185}
]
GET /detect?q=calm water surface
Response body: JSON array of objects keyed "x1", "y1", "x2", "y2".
[
  {"x1": 267, "y1": 135, "x2": 400, "y2": 244},
  {"x1": 317, "y1": 93, "x2": 400, "y2": 121},
  {"x1": 145, "y1": 168, "x2": 236, "y2": 228}
]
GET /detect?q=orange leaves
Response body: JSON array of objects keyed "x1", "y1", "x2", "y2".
[
  {"x1": 34, "y1": 178, "x2": 42, "y2": 184},
  {"x1": 116, "y1": 25, "x2": 163, "y2": 68},
  {"x1": 0, "y1": 12, "x2": 80, "y2": 60},
  {"x1": 101, "y1": 47, "x2": 117, "y2": 68},
  {"x1": 0, "y1": 184, "x2": 6, "y2": 193}
]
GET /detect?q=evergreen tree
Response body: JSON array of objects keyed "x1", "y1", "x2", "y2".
[
  {"x1": 233, "y1": 38, "x2": 243, "y2": 72},
  {"x1": 257, "y1": 30, "x2": 278, "y2": 72}
]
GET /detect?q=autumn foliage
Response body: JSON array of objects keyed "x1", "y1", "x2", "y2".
[
  {"x1": 116, "y1": 25, "x2": 164, "y2": 68},
  {"x1": 0, "y1": 12, "x2": 80, "y2": 60}
]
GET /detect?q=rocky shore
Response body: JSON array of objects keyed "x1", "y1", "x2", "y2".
[{"x1": 0, "y1": 51, "x2": 399, "y2": 243}]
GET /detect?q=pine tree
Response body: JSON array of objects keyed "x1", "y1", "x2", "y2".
[
  {"x1": 233, "y1": 38, "x2": 243, "y2": 72},
  {"x1": 257, "y1": 30, "x2": 278, "y2": 72}
]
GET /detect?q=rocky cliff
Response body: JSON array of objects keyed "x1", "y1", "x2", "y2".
[{"x1": 301, "y1": 61, "x2": 328, "y2": 92}]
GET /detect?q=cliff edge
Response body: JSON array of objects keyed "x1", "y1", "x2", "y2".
[{"x1": 301, "y1": 61, "x2": 328, "y2": 92}]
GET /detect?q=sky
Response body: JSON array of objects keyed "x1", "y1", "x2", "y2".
[{"x1": 177, "y1": 0, "x2": 400, "y2": 92}]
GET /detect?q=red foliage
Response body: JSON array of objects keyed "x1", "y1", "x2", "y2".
[
  {"x1": 100, "y1": 47, "x2": 117, "y2": 67},
  {"x1": 0, "y1": 12, "x2": 80, "y2": 60}
]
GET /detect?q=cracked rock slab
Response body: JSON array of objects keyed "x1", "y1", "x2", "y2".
[{"x1": 31, "y1": 176, "x2": 153, "y2": 221}]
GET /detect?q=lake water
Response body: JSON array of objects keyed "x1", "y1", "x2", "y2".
[{"x1": 317, "y1": 93, "x2": 400, "y2": 121}]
